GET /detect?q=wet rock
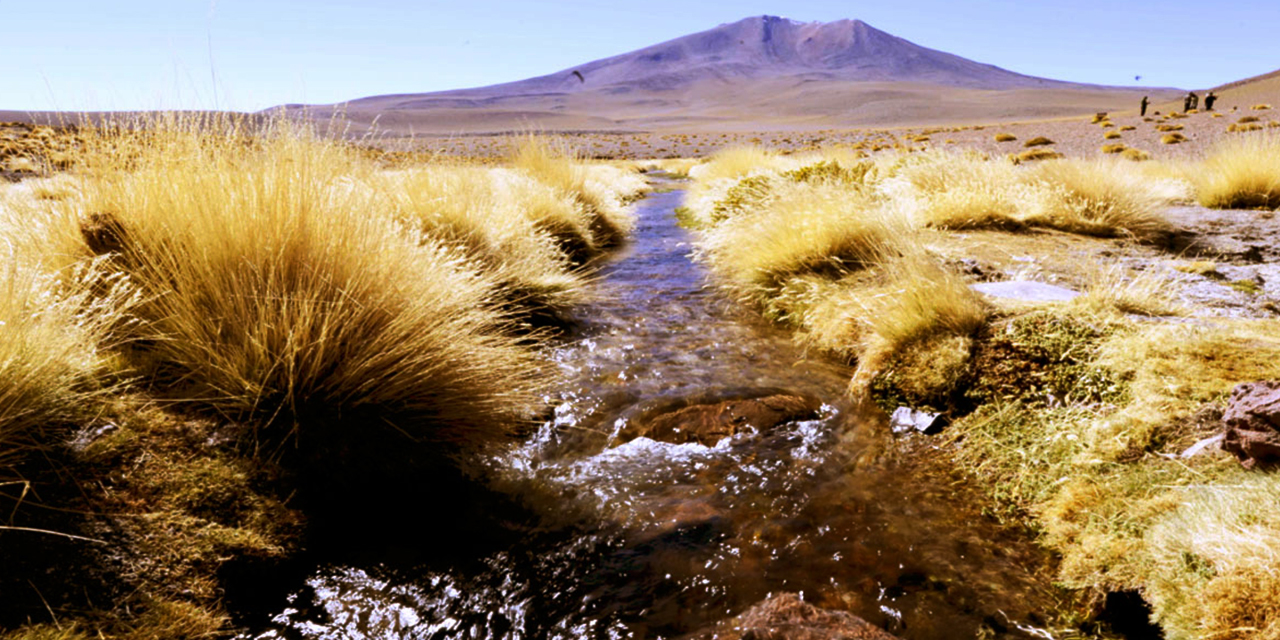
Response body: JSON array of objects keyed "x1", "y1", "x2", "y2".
[
  {"x1": 626, "y1": 394, "x2": 822, "y2": 446},
  {"x1": 971, "y1": 280, "x2": 1080, "y2": 302},
  {"x1": 1222, "y1": 381, "x2": 1280, "y2": 469},
  {"x1": 889, "y1": 406, "x2": 946, "y2": 435},
  {"x1": 691, "y1": 592, "x2": 899, "y2": 640}
]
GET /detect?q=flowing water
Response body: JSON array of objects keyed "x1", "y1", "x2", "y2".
[{"x1": 255, "y1": 180, "x2": 1068, "y2": 639}]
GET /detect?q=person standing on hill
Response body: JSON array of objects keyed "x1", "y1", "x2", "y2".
[
  {"x1": 1205, "y1": 91, "x2": 1218, "y2": 111},
  {"x1": 1189, "y1": 92, "x2": 1200, "y2": 111},
  {"x1": 1184, "y1": 93, "x2": 1193, "y2": 112},
  {"x1": 1140, "y1": 96, "x2": 1150, "y2": 116}
]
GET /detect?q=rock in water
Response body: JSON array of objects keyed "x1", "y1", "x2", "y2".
[
  {"x1": 691, "y1": 592, "x2": 899, "y2": 639},
  {"x1": 889, "y1": 406, "x2": 946, "y2": 435},
  {"x1": 627, "y1": 394, "x2": 822, "y2": 446},
  {"x1": 1222, "y1": 381, "x2": 1280, "y2": 469}
]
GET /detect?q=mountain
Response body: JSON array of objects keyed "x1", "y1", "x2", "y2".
[{"x1": 286, "y1": 16, "x2": 1181, "y2": 133}]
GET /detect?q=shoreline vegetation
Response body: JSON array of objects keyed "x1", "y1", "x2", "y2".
[
  {"x1": 0, "y1": 115, "x2": 646, "y2": 638},
  {"x1": 680, "y1": 137, "x2": 1280, "y2": 640},
  {"x1": 2, "y1": 110, "x2": 1280, "y2": 639}
]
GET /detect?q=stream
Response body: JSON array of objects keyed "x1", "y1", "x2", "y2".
[{"x1": 254, "y1": 180, "x2": 1067, "y2": 639}]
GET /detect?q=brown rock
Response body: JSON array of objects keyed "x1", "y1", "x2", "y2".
[
  {"x1": 1222, "y1": 381, "x2": 1280, "y2": 469},
  {"x1": 629, "y1": 394, "x2": 822, "y2": 446},
  {"x1": 688, "y1": 593, "x2": 898, "y2": 640}
]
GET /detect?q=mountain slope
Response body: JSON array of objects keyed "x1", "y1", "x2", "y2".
[{"x1": 291, "y1": 16, "x2": 1180, "y2": 133}]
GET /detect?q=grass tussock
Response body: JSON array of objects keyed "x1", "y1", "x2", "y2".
[
  {"x1": 74, "y1": 122, "x2": 567, "y2": 448},
  {"x1": 1023, "y1": 136, "x2": 1055, "y2": 148},
  {"x1": 1101, "y1": 143, "x2": 1127, "y2": 154},
  {"x1": 1194, "y1": 133, "x2": 1280, "y2": 209},
  {"x1": 1023, "y1": 158, "x2": 1178, "y2": 240},
  {"x1": 994, "y1": 133, "x2": 1017, "y2": 143},
  {"x1": 1253, "y1": 104, "x2": 1272, "y2": 110},
  {"x1": 1162, "y1": 132, "x2": 1188, "y2": 144},
  {"x1": 0, "y1": 254, "x2": 128, "y2": 474},
  {"x1": 1013, "y1": 148, "x2": 1064, "y2": 163},
  {"x1": 1103, "y1": 130, "x2": 1122, "y2": 140},
  {"x1": 1121, "y1": 148, "x2": 1152, "y2": 162}
]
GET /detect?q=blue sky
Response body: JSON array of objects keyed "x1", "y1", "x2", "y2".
[{"x1": 2, "y1": 0, "x2": 1276, "y2": 112}]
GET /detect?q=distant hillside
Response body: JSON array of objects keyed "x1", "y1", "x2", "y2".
[{"x1": 288, "y1": 15, "x2": 1180, "y2": 133}]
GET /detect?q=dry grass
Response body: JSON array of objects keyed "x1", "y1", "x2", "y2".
[
  {"x1": 1253, "y1": 104, "x2": 1273, "y2": 111},
  {"x1": 696, "y1": 183, "x2": 900, "y2": 300},
  {"x1": 1194, "y1": 133, "x2": 1280, "y2": 209},
  {"x1": 1023, "y1": 136, "x2": 1055, "y2": 147},
  {"x1": 1023, "y1": 158, "x2": 1178, "y2": 240},
  {"x1": 1121, "y1": 148, "x2": 1152, "y2": 162},
  {"x1": 61, "y1": 117, "x2": 553, "y2": 448},
  {"x1": 994, "y1": 133, "x2": 1017, "y2": 143},
  {"x1": 1101, "y1": 143, "x2": 1127, "y2": 154},
  {"x1": 1103, "y1": 130, "x2": 1122, "y2": 140},
  {"x1": 1014, "y1": 148, "x2": 1064, "y2": 163},
  {"x1": 1162, "y1": 133, "x2": 1188, "y2": 144},
  {"x1": 1071, "y1": 264, "x2": 1184, "y2": 317}
]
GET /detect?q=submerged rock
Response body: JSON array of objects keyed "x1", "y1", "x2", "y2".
[
  {"x1": 1222, "y1": 380, "x2": 1280, "y2": 469},
  {"x1": 624, "y1": 394, "x2": 823, "y2": 446},
  {"x1": 688, "y1": 592, "x2": 899, "y2": 640}
]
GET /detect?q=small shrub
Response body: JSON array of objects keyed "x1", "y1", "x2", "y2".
[
  {"x1": 1156, "y1": 124, "x2": 1184, "y2": 132},
  {"x1": 1101, "y1": 143, "x2": 1128, "y2": 154},
  {"x1": 1238, "y1": 115, "x2": 1261, "y2": 124},
  {"x1": 994, "y1": 133, "x2": 1017, "y2": 143},
  {"x1": 1014, "y1": 148, "x2": 1063, "y2": 163},
  {"x1": 1161, "y1": 133, "x2": 1187, "y2": 144},
  {"x1": 1023, "y1": 136, "x2": 1055, "y2": 148},
  {"x1": 1121, "y1": 148, "x2": 1152, "y2": 161},
  {"x1": 1104, "y1": 131, "x2": 1122, "y2": 140}
]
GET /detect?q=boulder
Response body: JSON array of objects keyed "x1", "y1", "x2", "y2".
[
  {"x1": 697, "y1": 592, "x2": 899, "y2": 640},
  {"x1": 1222, "y1": 381, "x2": 1280, "y2": 469},
  {"x1": 626, "y1": 394, "x2": 822, "y2": 446}
]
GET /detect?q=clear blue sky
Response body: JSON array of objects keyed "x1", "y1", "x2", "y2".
[{"x1": 2, "y1": 0, "x2": 1276, "y2": 112}]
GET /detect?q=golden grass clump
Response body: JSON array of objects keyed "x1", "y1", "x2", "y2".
[
  {"x1": 1162, "y1": 132, "x2": 1188, "y2": 144},
  {"x1": 1121, "y1": 147, "x2": 1152, "y2": 162},
  {"x1": 696, "y1": 183, "x2": 901, "y2": 300},
  {"x1": 1252, "y1": 104, "x2": 1272, "y2": 110},
  {"x1": 1156, "y1": 123, "x2": 1184, "y2": 132},
  {"x1": 0, "y1": 257, "x2": 127, "y2": 473},
  {"x1": 1101, "y1": 143, "x2": 1127, "y2": 154},
  {"x1": 1014, "y1": 148, "x2": 1064, "y2": 163},
  {"x1": 1103, "y1": 130, "x2": 1122, "y2": 140},
  {"x1": 1228, "y1": 122, "x2": 1264, "y2": 133},
  {"x1": 1146, "y1": 477, "x2": 1280, "y2": 640},
  {"x1": 69, "y1": 117, "x2": 550, "y2": 447},
  {"x1": 1024, "y1": 158, "x2": 1177, "y2": 240},
  {"x1": 1194, "y1": 133, "x2": 1280, "y2": 209},
  {"x1": 1120, "y1": 125, "x2": 1137, "y2": 131},
  {"x1": 993, "y1": 133, "x2": 1017, "y2": 143},
  {"x1": 508, "y1": 135, "x2": 640, "y2": 249},
  {"x1": 1023, "y1": 136, "x2": 1055, "y2": 148}
]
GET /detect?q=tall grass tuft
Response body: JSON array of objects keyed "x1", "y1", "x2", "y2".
[
  {"x1": 70, "y1": 117, "x2": 549, "y2": 448},
  {"x1": 1195, "y1": 133, "x2": 1280, "y2": 209},
  {"x1": 1025, "y1": 159, "x2": 1177, "y2": 240},
  {"x1": 0, "y1": 258, "x2": 128, "y2": 472}
]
